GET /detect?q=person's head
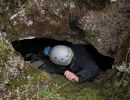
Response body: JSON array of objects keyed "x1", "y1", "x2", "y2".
[{"x1": 44, "y1": 45, "x2": 74, "y2": 66}]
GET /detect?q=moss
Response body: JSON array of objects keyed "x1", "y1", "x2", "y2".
[
  {"x1": 77, "y1": 87, "x2": 103, "y2": 100},
  {"x1": 85, "y1": 31, "x2": 100, "y2": 46},
  {"x1": 0, "y1": 36, "x2": 12, "y2": 53},
  {"x1": 51, "y1": 20, "x2": 60, "y2": 28},
  {"x1": 4, "y1": 63, "x2": 103, "y2": 99},
  {"x1": 0, "y1": 36, "x2": 13, "y2": 65}
]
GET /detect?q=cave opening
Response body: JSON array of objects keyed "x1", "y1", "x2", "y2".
[{"x1": 11, "y1": 38, "x2": 115, "y2": 75}]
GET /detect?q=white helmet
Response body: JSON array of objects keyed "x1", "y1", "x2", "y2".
[{"x1": 49, "y1": 45, "x2": 74, "y2": 66}]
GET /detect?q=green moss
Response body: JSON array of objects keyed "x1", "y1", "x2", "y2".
[
  {"x1": 51, "y1": 20, "x2": 60, "y2": 28},
  {"x1": 38, "y1": 87, "x2": 63, "y2": 100},
  {"x1": 0, "y1": 37, "x2": 13, "y2": 54},
  {"x1": 0, "y1": 36, "x2": 13, "y2": 65},
  {"x1": 7, "y1": 64, "x2": 103, "y2": 99},
  {"x1": 77, "y1": 87, "x2": 103, "y2": 100},
  {"x1": 85, "y1": 31, "x2": 100, "y2": 46}
]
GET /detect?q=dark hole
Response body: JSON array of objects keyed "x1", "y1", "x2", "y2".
[
  {"x1": 85, "y1": 45, "x2": 115, "y2": 71},
  {"x1": 11, "y1": 38, "x2": 115, "y2": 72},
  {"x1": 12, "y1": 38, "x2": 72, "y2": 57}
]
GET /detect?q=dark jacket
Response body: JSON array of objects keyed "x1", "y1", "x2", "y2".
[{"x1": 68, "y1": 44, "x2": 101, "y2": 83}]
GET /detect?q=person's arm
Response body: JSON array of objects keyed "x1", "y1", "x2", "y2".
[
  {"x1": 64, "y1": 66, "x2": 100, "y2": 83},
  {"x1": 76, "y1": 62, "x2": 101, "y2": 83},
  {"x1": 76, "y1": 69, "x2": 100, "y2": 83},
  {"x1": 64, "y1": 59, "x2": 101, "y2": 83}
]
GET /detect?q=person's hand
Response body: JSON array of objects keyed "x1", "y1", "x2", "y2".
[{"x1": 64, "y1": 70, "x2": 79, "y2": 83}]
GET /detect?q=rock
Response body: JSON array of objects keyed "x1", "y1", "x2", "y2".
[
  {"x1": 77, "y1": 0, "x2": 130, "y2": 58},
  {"x1": 1, "y1": 0, "x2": 129, "y2": 60},
  {"x1": 0, "y1": 84, "x2": 6, "y2": 93},
  {"x1": 110, "y1": 0, "x2": 118, "y2": 3},
  {"x1": 8, "y1": 3, "x2": 70, "y2": 41}
]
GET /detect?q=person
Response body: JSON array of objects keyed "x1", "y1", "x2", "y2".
[{"x1": 43, "y1": 44, "x2": 101, "y2": 84}]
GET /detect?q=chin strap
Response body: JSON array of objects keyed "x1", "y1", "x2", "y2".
[{"x1": 44, "y1": 47, "x2": 52, "y2": 56}]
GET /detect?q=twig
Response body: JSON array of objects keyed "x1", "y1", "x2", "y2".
[
  {"x1": 57, "y1": 81, "x2": 70, "y2": 89},
  {"x1": 10, "y1": 10, "x2": 25, "y2": 20},
  {"x1": 36, "y1": 75, "x2": 40, "y2": 98},
  {"x1": 112, "y1": 72, "x2": 126, "y2": 97},
  {"x1": 124, "y1": 88, "x2": 130, "y2": 100},
  {"x1": 125, "y1": 47, "x2": 130, "y2": 63}
]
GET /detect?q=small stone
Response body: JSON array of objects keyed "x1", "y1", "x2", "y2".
[
  {"x1": 19, "y1": 36, "x2": 35, "y2": 40},
  {"x1": 69, "y1": 2, "x2": 75, "y2": 9},
  {"x1": 0, "y1": 84, "x2": 6, "y2": 92},
  {"x1": 98, "y1": 39, "x2": 101, "y2": 42},
  {"x1": 27, "y1": 20, "x2": 33, "y2": 26},
  {"x1": 110, "y1": 0, "x2": 117, "y2": 3},
  {"x1": 27, "y1": 75, "x2": 31, "y2": 79}
]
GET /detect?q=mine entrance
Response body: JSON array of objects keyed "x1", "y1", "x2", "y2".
[{"x1": 11, "y1": 38, "x2": 115, "y2": 74}]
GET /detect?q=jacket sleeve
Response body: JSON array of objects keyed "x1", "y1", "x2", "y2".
[{"x1": 76, "y1": 58, "x2": 101, "y2": 83}]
